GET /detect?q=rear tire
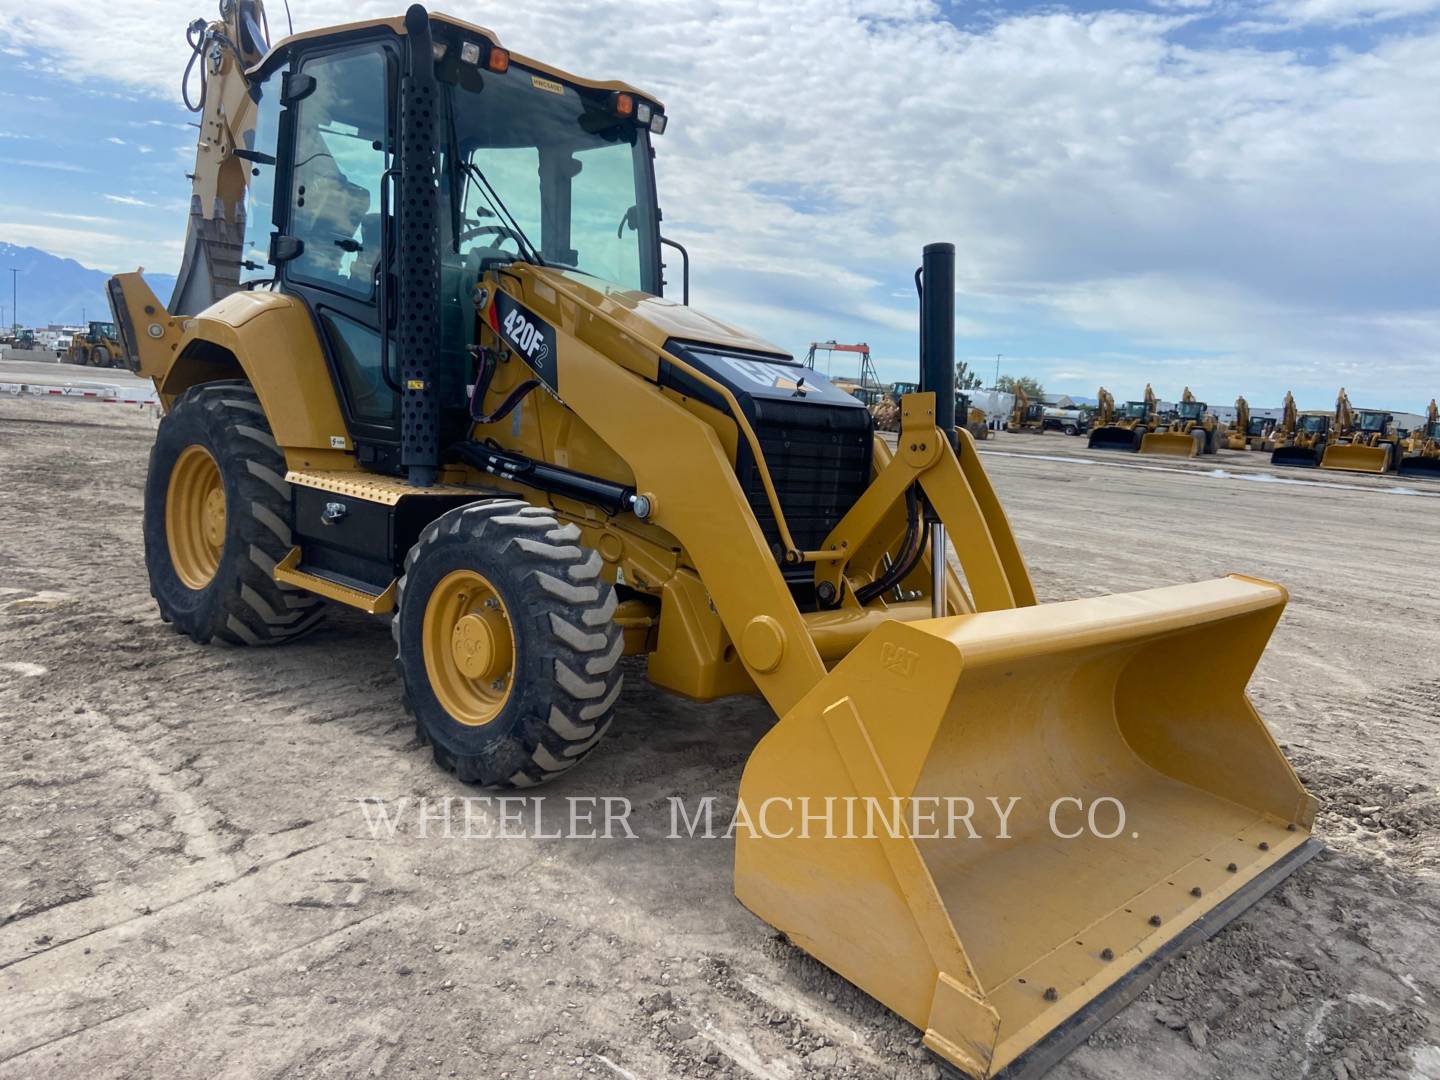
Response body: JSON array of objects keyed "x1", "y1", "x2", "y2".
[
  {"x1": 143, "y1": 381, "x2": 325, "y2": 645},
  {"x1": 93, "y1": 346, "x2": 111, "y2": 368},
  {"x1": 393, "y1": 499, "x2": 623, "y2": 788}
]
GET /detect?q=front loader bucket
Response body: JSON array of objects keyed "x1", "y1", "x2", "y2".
[
  {"x1": 1086, "y1": 426, "x2": 1141, "y2": 452},
  {"x1": 1398, "y1": 455, "x2": 1440, "y2": 480},
  {"x1": 1321, "y1": 443, "x2": 1392, "y2": 474},
  {"x1": 1139, "y1": 431, "x2": 1199, "y2": 458},
  {"x1": 735, "y1": 576, "x2": 1317, "y2": 1079},
  {"x1": 1271, "y1": 445, "x2": 1321, "y2": 468}
]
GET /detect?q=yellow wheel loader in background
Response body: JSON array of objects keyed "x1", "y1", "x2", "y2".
[
  {"x1": 1140, "y1": 387, "x2": 1220, "y2": 457},
  {"x1": 108, "y1": 5, "x2": 1318, "y2": 1076},
  {"x1": 66, "y1": 320, "x2": 126, "y2": 368},
  {"x1": 1399, "y1": 399, "x2": 1440, "y2": 480},
  {"x1": 1321, "y1": 388, "x2": 1398, "y2": 475},
  {"x1": 1087, "y1": 382, "x2": 1158, "y2": 451},
  {"x1": 958, "y1": 391, "x2": 990, "y2": 441}
]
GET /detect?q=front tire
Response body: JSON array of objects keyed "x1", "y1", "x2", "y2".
[
  {"x1": 143, "y1": 381, "x2": 325, "y2": 645},
  {"x1": 393, "y1": 499, "x2": 623, "y2": 788},
  {"x1": 93, "y1": 346, "x2": 111, "y2": 368}
]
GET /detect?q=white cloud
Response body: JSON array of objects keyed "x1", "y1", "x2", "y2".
[
  {"x1": 103, "y1": 194, "x2": 155, "y2": 207},
  {"x1": 1255, "y1": 0, "x2": 1440, "y2": 27},
  {"x1": 0, "y1": 157, "x2": 89, "y2": 173}
]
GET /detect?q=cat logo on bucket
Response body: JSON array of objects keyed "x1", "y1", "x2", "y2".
[{"x1": 880, "y1": 642, "x2": 919, "y2": 677}]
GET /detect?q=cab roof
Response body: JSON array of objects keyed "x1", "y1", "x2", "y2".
[{"x1": 250, "y1": 11, "x2": 662, "y2": 107}]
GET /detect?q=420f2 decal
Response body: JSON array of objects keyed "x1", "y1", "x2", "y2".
[{"x1": 492, "y1": 292, "x2": 559, "y2": 393}]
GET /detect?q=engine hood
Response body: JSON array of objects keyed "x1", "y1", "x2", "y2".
[{"x1": 533, "y1": 268, "x2": 787, "y2": 359}]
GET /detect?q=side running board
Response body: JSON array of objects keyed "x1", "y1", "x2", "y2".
[{"x1": 274, "y1": 547, "x2": 397, "y2": 615}]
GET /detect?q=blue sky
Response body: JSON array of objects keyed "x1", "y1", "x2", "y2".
[{"x1": 2, "y1": 0, "x2": 1437, "y2": 412}]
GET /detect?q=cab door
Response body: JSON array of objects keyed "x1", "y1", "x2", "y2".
[{"x1": 255, "y1": 39, "x2": 403, "y2": 467}]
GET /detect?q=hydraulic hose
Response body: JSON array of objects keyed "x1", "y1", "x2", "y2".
[{"x1": 855, "y1": 483, "x2": 927, "y2": 606}]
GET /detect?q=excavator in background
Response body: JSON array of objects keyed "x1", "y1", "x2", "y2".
[
  {"x1": 107, "y1": 5, "x2": 1319, "y2": 1076},
  {"x1": 1140, "y1": 387, "x2": 1219, "y2": 457},
  {"x1": 1087, "y1": 382, "x2": 1158, "y2": 451},
  {"x1": 1226, "y1": 396, "x2": 1270, "y2": 451},
  {"x1": 1321, "y1": 388, "x2": 1398, "y2": 474},
  {"x1": 1398, "y1": 400, "x2": 1440, "y2": 479}
]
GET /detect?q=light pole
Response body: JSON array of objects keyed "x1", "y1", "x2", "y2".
[
  {"x1": 994, "y1": 353, "x2": 1002, "y2": 389},
  {"x1": 8, "y1": 268, "x2": 18, "y2": 336}
]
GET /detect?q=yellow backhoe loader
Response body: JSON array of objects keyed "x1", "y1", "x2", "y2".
[
  {"x1": 1140, "y1": 387, "x2": 1219, "y2": 457},
  {"x1": 1263, "y1": 391, "x2": 1297, "y2": 453},
  {"x1": 1398, "y1": 399, "x2": 1440, "y2": 480},
  {"x1": 108, "y1": 6, "x2": 1318, "y2": 1076},
  {"x1": 1226, "y1": 396, "x2": 1270, "y2": 451},
  {"x1": 1005, "y1": 383, "x2": 1045, "y2": 433},
  {"x1": 1087, "y1": 382, "x2": 1158, "y2": 451},
  {"x1": 1321, "y1": 388, "x2": 1397, "y2": 474},
  {"x1": 1271, "y1": 408, "x2": 1334, "y2": 468}
]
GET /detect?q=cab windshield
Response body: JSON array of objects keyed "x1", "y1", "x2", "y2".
[
  {"x1": 442, "y1": 61, "x2": 660, "y2": 293},
  {"x1": 1178, "y1": 402, "x2": 1204, "y2": 420},
  {"x1": 1299, "y1": 416, "x2": 1328, "y2": 433},
  {"x1": 1121, "y1": 402, "x2": 1147, "y2": 418},
  {"x1": 1357, "y1": 411, "x2": 1388, "y2": 432}
]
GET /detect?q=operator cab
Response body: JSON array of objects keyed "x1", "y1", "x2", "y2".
[
  {"x1": 1356, "y1": 410, "x2": 1392, "y2": 434},
  {"x1": 1119, "y1": 401, "x2": 1148, "y2": 419},
  {"x1": 236, "y1": 13, "x2": 667, "y2": 471},
  {"x1": 1176, "y1": 401, "x2": 1206, "y2": 422},
  {"x1": 1298, "y1": 414, "x2": 1329, "y2": 435}
]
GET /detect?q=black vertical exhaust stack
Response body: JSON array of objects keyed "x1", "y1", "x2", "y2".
[
  {"x1": 919, "y1": 241, "x2": 956, "y2": 447},
  {"x1": 918, "y1": 242, "x2": 956, "y2": 618},
  {"x1": 398, "y1": 5, "x2": 442, "y2": 487}
]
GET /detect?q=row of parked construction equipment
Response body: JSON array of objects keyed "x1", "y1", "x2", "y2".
[{"x1": 1076, "y1": 384, "x2": 1439, "y2": 478}]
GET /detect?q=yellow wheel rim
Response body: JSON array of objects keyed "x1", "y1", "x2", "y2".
[
  {"x1": 423, "y1": 569, "x2": 515, "y2": 726},
  {"x1": 166, "y1": 444, "x2": 226, "y2": 590}
]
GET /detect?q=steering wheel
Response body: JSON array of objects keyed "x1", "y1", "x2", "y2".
[{"x1": 459, "y1": 223, "x2": 523, "y2": 251}]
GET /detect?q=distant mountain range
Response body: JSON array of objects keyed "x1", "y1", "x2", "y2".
[{"x1": 0, "y1": 242, "x2": 176, "y2": 328}]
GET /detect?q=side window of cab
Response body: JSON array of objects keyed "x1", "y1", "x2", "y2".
[{"x1": 285, "y1": 47, "x2": 390, "y2": 299}]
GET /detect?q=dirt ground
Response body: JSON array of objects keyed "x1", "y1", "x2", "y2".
[{"x1": 2, "y1": 397, "x2": 1437, "y2": 1080}]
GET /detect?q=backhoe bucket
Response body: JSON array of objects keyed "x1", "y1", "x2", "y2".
[
  {"x1": 1139, "y1": 431, "x2": 1199, "y2": 458},
  {"x1": 1398, "y1": 455, "x2": 1440, "y2": 480},
  {"x1": 1086, "y1": 426, "x2": 1141, "y2": 452},
  {"x1": 1271, "y1": 445, "x2": 1321, "y2": 468},
  {"x1": 735, "y1": 576, "x2": 1317, "y2": 1079},
  {"x1": 1321, "y1": 443, "x2": 1392, "y2": 474}
]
